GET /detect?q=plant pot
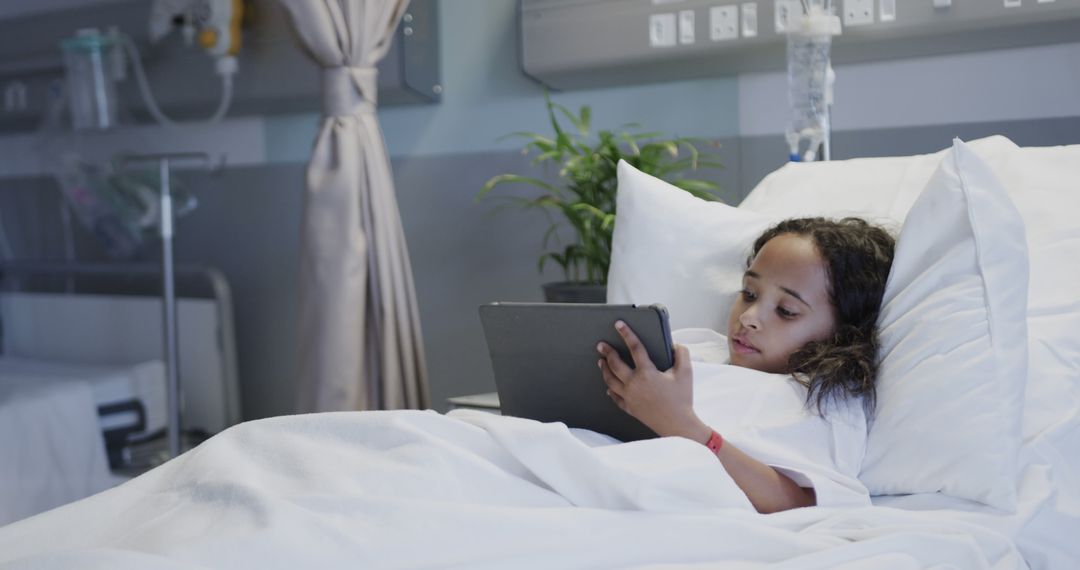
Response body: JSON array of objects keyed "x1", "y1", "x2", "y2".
[{"x1": 542, "y1": 281, "x2": 607, "y2": 303}]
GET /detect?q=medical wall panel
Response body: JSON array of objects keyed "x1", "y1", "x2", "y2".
[
  {"x1": 0, "y1": 0, "x2": 441, "y2": 132},
  {"x1": 521, "y1": 0, "x2": 1080, "y2": 90}
]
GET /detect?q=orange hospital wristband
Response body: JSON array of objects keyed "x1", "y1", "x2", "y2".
[{"x1": 705, "y1": 430, "x2": 724, "y2": 455}]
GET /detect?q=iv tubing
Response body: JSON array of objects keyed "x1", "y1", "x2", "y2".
[{"x1": 117, "y1": 33, "x2": 235, "y2": 127}]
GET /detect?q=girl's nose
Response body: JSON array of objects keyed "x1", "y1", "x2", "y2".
[{"x1": 739, "y1": 306, "x2": 761, "y2": 330}]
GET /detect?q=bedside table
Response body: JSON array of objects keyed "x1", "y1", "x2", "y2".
[{"x1": 447, "y1": 392, "x2": 501, "y2": 414}]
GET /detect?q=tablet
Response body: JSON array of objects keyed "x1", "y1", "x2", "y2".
[{"x1": 478, "y1": 302, "x2": 674, "y2": 442}]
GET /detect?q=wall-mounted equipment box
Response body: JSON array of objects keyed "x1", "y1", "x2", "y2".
[
  {"x1": 521, "y1": 0, "x2": 1080, "y2": 90},
  {"x1": 0, "y1": 0, "x2": 440, "y2": 132}
]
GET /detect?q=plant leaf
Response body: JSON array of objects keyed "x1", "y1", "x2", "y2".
[
  {"x1": 553, "y1": 103, "x2": 584, "y2": 136},
  {"x1": 544, "y1": 90, "x2": 567, "y2": 144},
  {"x1": 600, "y1": 213, "x2": 616, "y2": 232},
  {"x1": 477, "y1": 174, "x2": 557, "y2": 201},
  {"x1": 569, "y1": 202, "x2": 607, "y2": 219},
  {"x1": 619, "y1": 133, "x2": 641, "y2": 156},
  {"x1": 531, "y1": 150, "x2": 562, "y2": 166},
  {"x1": 678, "y1": 140, "x2": 700, "y2": 170},
  {"x1": 525, "y1": 138, "x2": 557, "y2": 154},
  {"x1": 555, "y1": 132, "x2": 579, "y2": 155},
  {"x1": 626, "y1": 131, "x2": 664, "y2": 140}
]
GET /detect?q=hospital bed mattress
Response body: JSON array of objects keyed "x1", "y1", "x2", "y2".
[{"x1": 0, "y1": 356, "x2": 166, "y2": 467}]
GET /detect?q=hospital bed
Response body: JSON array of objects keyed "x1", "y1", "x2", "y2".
[
  {"x1": 0, "y1": 136, "x2": 1076, "y2": 568},
  {"x1": 0, "y1": 263, "x2": 240, "y2": 526}
]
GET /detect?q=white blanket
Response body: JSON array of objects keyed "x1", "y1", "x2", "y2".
[{"x1": 0, "y1": 406, "x2": 1024, "y2": 569}]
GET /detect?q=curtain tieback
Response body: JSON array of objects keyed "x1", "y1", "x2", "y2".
[{"x1": 323, "y1": 66, "x2": 377, "y2": 117}]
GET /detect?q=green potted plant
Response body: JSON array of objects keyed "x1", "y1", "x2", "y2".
[{"x1": 479, "y1": 94, "x2": 723, "y2": 302}]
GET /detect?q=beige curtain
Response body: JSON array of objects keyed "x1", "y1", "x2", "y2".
[{"x1": 277, "y1": 0, "x2": 430, "y2": 412}]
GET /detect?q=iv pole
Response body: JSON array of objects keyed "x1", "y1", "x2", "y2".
[{"x1": 119, "y1": 151, "x2": 216, "y2": 458}]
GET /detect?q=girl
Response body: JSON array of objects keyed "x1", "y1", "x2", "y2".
[{"x1": 596, "y1": 217, "x2": 895, "y2": 514}]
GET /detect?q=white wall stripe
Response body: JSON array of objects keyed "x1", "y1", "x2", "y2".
[{"x1": 0, "y1": 117, "x2": 267, "y2": 179}]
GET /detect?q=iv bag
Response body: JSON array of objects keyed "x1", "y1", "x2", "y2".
[
  {"x1": 54, "y1": 155, "x2": 198, "y2": 259},
  {"x1": 786, "y1": 8, "x2": 839, "y2": 162}
]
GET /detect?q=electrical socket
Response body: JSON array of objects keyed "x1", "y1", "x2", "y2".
[
  {"x1": 710, "y1": 5, "x2": 739, "y2": 41},
  {"x1": 843, "y1": 0, "x2": 874, "y2": 26},
  {"x1": 649, "y1": 13, "x2": 677, "y2": 47}
]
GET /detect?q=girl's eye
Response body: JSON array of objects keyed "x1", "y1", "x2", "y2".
[
  {"x1": 741, "y1": 289, "x2": 756, "y2": 302},
  {"x1": 777, "y1": 307, "x2": 797, "y2": 319}
]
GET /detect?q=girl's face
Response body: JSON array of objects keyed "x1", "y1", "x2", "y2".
[{"x1": 727, "y1": 233, "x2": 837, "y2": 373}]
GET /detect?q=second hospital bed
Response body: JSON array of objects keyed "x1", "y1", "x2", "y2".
[{"x1": 0, "y1": 263, "x2": 240, "y2": 525}]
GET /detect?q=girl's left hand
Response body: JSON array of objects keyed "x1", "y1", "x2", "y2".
[{"x1": 597, "y1": 321, "x2": 708, "y2": 442}]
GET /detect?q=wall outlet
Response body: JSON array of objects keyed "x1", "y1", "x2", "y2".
[
  {"x1": 710, "y1": 5, "x2": 739, "y2": 41},
  {"x1": 742, "y1": 2, "x2": 759, "y2": 37},
  {"x1": 649, "y1": 13, "x2": 677, "y2": 47},
  {"x1": 844, "y1": 0, "x2": 874, "y2": 26}
]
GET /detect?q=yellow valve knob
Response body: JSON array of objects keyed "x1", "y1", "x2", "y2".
[{"x1": 198, "y1": 27, "x2": 219, "y2": 49}]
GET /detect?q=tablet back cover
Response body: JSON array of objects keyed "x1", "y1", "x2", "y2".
[{"x1": 479, "y1": 302, "x2": 673, "y2": 442}]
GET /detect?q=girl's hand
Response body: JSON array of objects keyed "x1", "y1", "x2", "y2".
[
  {"x1": 600, "y1": 321, "x2": 815, "y2": 513},
  {"x1": 597, "y1": 321, "x2": 709, "y2": 442}
]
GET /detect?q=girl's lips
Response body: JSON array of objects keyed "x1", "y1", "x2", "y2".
[{"x1": 731, "y1": 337, "x2": 760, "y2": 355}]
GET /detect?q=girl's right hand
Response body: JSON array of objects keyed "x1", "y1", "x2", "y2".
[{"x1": 597, "y1": 321, "x2": 709, "y2": 443}]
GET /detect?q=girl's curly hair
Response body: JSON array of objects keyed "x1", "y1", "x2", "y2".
[{"x1": 750, "y1": 217, "x2": 896, "y2": 417}]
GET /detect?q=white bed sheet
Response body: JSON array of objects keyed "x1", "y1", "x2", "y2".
[
  {"x1": 871, "y1": 436, "x2": 1080, "y2": 569},
  {"x1": 0, "y1": 373, "x2": 113, "y2": 526},
  {"x1": 0, "y1": 357, "x2": 166, "y2": 436}
]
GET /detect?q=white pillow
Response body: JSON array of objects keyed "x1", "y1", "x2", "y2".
[
  {"x1": 606, "y1": 160, "x2": 770, "y2": 331},
  {"x1": 979, "y1": 145, "x2": 1080, "y2": 444},
  {"x1": 739, "y1": 135, "x2": 1020, "y2": 225},
  {"x1": 859, "y1": 139, "x2": 1029, "y2": 511}
]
